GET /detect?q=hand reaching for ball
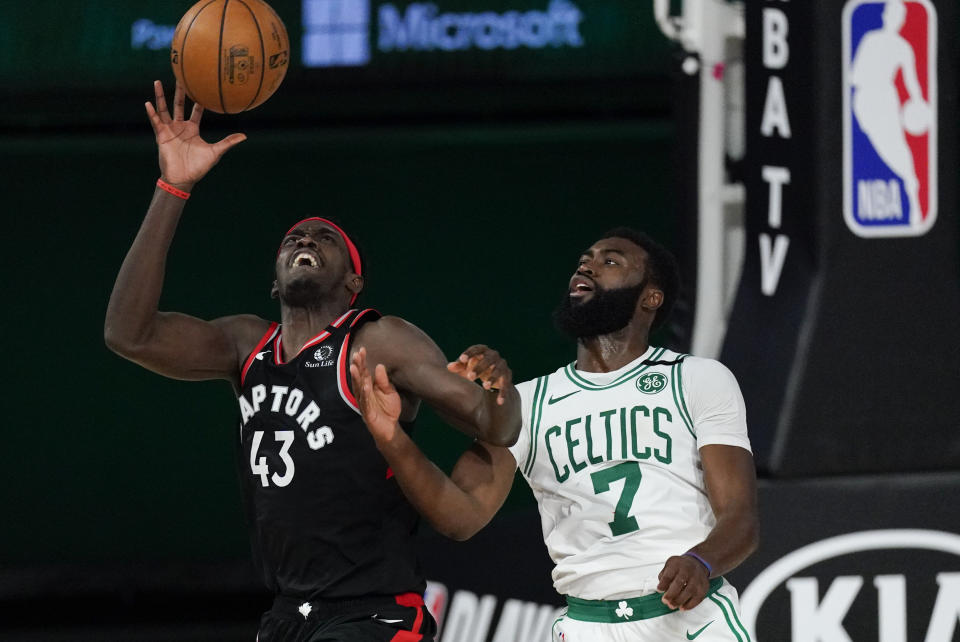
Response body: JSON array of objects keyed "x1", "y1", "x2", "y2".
[{"x1": 144, "y1": 80, "x2": 247, "y2": 192}]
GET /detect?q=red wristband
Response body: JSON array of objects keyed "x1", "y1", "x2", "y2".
[{"x1": 157, "y1": 178, "x2": 191, "y2": 200}]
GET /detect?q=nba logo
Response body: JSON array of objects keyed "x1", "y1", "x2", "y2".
[{"x1": 842, "y1": 0, "x2": 938, "y2": 237}]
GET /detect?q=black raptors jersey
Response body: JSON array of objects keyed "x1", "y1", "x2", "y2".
[{"x1": 236, "y1": 309, "x2": 423, "y2": 600}]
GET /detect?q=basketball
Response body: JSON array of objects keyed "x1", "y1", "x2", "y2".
[{"x1": 170, "y1": 0, "x2": 289, "y2": 114}]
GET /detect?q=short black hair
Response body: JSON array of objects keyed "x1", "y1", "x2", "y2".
[{"x1": 601, "y1": 227, "x2": 680, "y2": 331}]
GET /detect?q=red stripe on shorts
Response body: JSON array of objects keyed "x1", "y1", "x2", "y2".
[{"x1": 391, "y1": 592, "x2": 425, "y2": 640}]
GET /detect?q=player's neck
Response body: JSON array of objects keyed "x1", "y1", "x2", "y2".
[
  {"x1": 574, "y1": 324, "x2": 651, "y2": 373},
  {"x1": 279, "y1": 302, "x2": 351, "y2": 359}
]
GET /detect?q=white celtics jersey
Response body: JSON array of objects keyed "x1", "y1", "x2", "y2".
[{"x1": 508, "y1": 345, "x2": 751, "y2": 601}]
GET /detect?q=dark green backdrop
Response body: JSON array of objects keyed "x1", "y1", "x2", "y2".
[{"x1": 1, "y1": 119, "x2": 675, "y2": 565}]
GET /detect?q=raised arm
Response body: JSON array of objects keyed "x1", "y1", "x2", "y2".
[
  {"x1": 352, "y1": 318, "x2": 521, "y2": 447},
  {"x1": 350, "y1": 348, "x2": 516, "y2": 539},
  {"x1": 104, "y1": 81, "x2": 260, "y2": 384}
]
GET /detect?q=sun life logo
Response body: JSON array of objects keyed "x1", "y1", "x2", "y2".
[
  {"x1": 637, "y1": 372, "x2": 668, "y2": 394},
  {"x1": 615, "y1": 600, "x2": 634, "y2": 619},
  {"x1": 306, "y1": 345, "x2": 335, "y2": 368}
]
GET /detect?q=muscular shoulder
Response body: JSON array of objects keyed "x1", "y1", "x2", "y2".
[
  {"x1": 352, "y1": 315, "x2": 433, "y2": 350},
  {"x1": 351, "y1": 315, "x2": 446, "y2": 370},
  {"x1": 354, "y1": 314, "x2": 417, "y2": 338},
  {"x1": 213, "y1": 314, "x2": 273, "y2": 358}
]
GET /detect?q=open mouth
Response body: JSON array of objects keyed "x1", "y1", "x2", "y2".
[
  {"x1": 569, "y1": 275, "x2": 594, "y2": 297},
  {"x1": 291, "y1": 251, "x2": 321, "y2": 269}
]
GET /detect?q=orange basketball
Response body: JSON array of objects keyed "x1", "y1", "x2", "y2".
[{"x1": 170, "y1": 0, "x2": 289, "y2": 114}]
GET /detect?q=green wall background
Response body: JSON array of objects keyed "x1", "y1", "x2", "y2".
[{"x1": 1, "y1": 120, "x2": 675, "y2": 565}]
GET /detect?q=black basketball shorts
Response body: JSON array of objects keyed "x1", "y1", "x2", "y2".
[{"x1": 257, "y1": 592, "x2": 437, "y2": 642}]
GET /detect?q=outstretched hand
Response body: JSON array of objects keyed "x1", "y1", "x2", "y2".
[
  {"x1": 145, "y1": 80, "x2": 246, "y2": 191},
  {"x1": 447, "y1": 345, "x2": 513, "y2": 405},
  {"x1": 350, "y1": 347, "x2": 402, "y2": 444}
]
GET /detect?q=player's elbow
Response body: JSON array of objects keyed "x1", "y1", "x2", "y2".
[
  {"x1": 103, "y1": 322, "x2": 148, "y2": 361},
  {"x1": 475, "y1": 412, "x2": 521, "y2": 447},
  {"x1": 437, "y1": 519, "x2": 485, "y2": 542},
  {"x1": 480, "y1": 426, "x2": 519, "y2": 448},
  {"x1": 430, "y1": 509, "x2": 491, "y2": 542},
  {"x1": 104, "y1": 322, "x2": 133, "y2": 356},
  {"x1": 738, "y1": 509, "x2": 761, "y2": 559}
]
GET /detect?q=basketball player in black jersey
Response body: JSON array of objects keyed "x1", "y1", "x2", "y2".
[{"x1": 104, "y1": 81, "x2": 521, "y2": 642}]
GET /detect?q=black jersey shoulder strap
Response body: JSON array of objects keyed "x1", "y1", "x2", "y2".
[
  {"x1": 240, "y1": 322, "x2": 281, "y2": 386},
  {"x1": 347, "y1": 308, "x2": 381, "y2": 330},
  {"x1": 335, "y1": 308, "x2": 381, "y2": 414}
]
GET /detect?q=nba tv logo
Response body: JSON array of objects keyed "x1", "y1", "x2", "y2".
[{"x1": 842, "y1": 0, "x2": 938, "y2": 237}]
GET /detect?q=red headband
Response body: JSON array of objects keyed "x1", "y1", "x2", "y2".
[{"x1": 283, "y1": 217, "x2": 362, "y2": 304}]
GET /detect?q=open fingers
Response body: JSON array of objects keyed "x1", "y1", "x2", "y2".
[
  {"x1": 349, "y1": 362, "x2": 365, "y2": 402},
  {"x1": 350, "y1": 362, "x2": 377, "y2": 417},
  {"x1": 495, "y1": 375, "x2": 507, "y2": 404},
  {"x1": 476, "y1": 361, "x2": 509, "y2": 385},
  {"x1": 476, "y1": 362, "x2": 497, "y2": 387},
  {"x1": 448, "y1": 346, "x2": 511, "y2": 398},
  {"x1": 464, "y1": 354, "x2": 485, "y2": 380},
  {"x1": 473, "y1": 356, "x2": 511, "y2": 391},
  {"x1": 145, "y1": 102, "x2": 161, "y2": 134},
  {"x1": 373, "y1": 363, "x2": 395, "y2": 394},
  {"x1": 349, "y1": 361, "x2": 367, "y2": 391},
  {"x1": 190, "y1": 101, "x2": 204, "y2": 124},
  {"x1": 350, "y1": 349, "x2": 370, "y2": 394},
  {"x1": 454, "y1": 344, "x2": 490, "y2": 364},
  {"x1": 446, "y1": 354, "x2": 481, "y2": 378},
  {"x1": 351, "y1": 347, "x2": 369, "y2": 377},
  {"x1": 349, "y1": 361, "x2": 368, "y2": 388},
  {"x1": 172, "y1": 82, "x2": 186, "y2": 121},
  {"x1": 153, "y1": 80, "x2": 171, "y2": 123},
  {"x1": 211, "y1": 132, "x2": 248, "y2": 159}
]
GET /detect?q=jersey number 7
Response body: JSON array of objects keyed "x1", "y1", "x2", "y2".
[{"x1": 591, "y1": 461, "x2": 642, "y2": 536}]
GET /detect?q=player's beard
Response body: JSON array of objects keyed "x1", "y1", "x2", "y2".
[{"x1": 552, "y1": 280, "x2": 646, "y2": 339}]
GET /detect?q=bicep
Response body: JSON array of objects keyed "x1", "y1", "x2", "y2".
[
  {"x1": 700, "y1": 445, "x2": 758, "y2": 520},
  {"x1": 359, "y1": 318, "x2": 483, "y2": 426},
  {"x1": 126, "y1": 312, "x2": 263, "y2": 383}
]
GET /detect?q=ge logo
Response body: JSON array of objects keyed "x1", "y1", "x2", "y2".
[
  {"x1": 314, "y1": 346, "x2": 333, "y2": 361},
  {"x1": 636, "y1": 373, "x2": 668, "y2": 394}
]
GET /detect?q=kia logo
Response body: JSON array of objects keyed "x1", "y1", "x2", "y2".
[{"x1": 741, "y1": 529, "x2": 960, "y2": 640}]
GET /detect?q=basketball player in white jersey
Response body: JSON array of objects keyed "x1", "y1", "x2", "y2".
[{"x1": 350, "y1": 228, "x2": 759, "y2": 641}]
